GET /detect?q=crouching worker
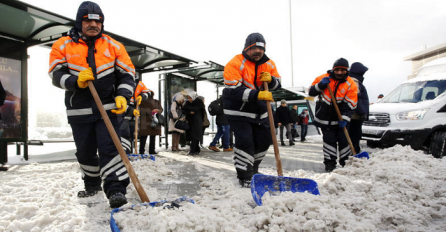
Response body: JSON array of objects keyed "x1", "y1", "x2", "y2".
[
  {"x1": 48, "y1": 1, "x2": 136, "y2": 208},
  {"x1": 308, "y1": 58, "x2": 358, "y2": 172},
  {"x1": 223, "y1": 33, "x2": 282, "y2": 187}
]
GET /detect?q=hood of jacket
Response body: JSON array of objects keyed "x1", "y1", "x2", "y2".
[{"x1": 349, "y1": 62, "x2": 368, "y2": 83}]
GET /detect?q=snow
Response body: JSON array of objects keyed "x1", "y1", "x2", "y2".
[{"x1": 1, "y1": 144, "x2": 446, "y2": 231}]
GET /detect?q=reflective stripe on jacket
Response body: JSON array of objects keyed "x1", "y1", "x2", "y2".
[
  {"x1": 48, "y1": 34, "x2": 136, "y2": 123},
  {"x1": 222, "y1": 54, "x2": 281, "y2": 123},
  {"x1": 309, "y1": 73, "x2": 358, "y2": 128}
]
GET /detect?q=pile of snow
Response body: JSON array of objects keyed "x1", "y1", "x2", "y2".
[
  {"x1": 114, "y1": 145, "x2": 446, "y2": 232},
  {"x1": 1, "y1": 145, "x2": 446, "y2": 231}
]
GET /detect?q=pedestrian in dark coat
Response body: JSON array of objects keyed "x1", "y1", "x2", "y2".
[
  {"x1": 348, "y1": 62, "x2": 370, "y2": 153},
  {"x1": 198, "y1": 96, "x2": 210, "y2": 147},
  {"x1": 276, "y1": 99, "x2": 294, "y2": 146},
  {"x1": 289, "y1": 105, "x2": 300, "y2": 140},
  {"x1": 139, "y1": 95, "x2": 163, "y2": 155},
  {"x1": 299, "y1": 109, "x2": 310, "y2": 142},
  {"x1": 182, "y1": 91, "x2": 205, "y2": 155}
]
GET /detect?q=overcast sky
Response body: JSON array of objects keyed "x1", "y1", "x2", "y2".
[{"x1": 22, "y1": 0, "x2": 446, "y2": 110}]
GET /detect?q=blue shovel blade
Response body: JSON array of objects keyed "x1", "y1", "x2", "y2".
[
  {"x1": 110, "y1": 197, "x2": 194, "y2": 232},
  {"x1": 353, "y1": 151, "x2": 369, "y2": 159},
  {"x1": 127, "y1": 154, "x2": 156, "y2": 161},
  {"x1": 251, "y1": 174, "x2": 320, "y2": 206}
]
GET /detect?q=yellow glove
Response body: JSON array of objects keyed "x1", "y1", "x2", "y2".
[
  {"x1": 77, "y1": 68, "x2": 94, "y2": 88},
  {"x1": 259, "y1": 71, "x2": 272, "y2": 83},
  {"x1": 258, "y1": 91, "x2": 273, "y2": 101},
  {"x1": 136, "y1": 95, "x2": 142, "y2": 105},
  {"x1": 133, "y1": 109, "x2": 140, "y2": 117},
  {"x1": 111, "y1": 96, "x2": 127, "y2": 114}
]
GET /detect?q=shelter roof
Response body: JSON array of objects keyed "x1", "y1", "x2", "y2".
[{"x1": 0, "y1": 0, "x2": 196, "y2": 72}]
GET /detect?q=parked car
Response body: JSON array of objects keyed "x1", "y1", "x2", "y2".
[{"x1": 362, "y1": 58, "x2": 446, "y2": 158}]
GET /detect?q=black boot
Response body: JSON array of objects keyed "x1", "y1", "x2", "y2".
[
  {"x1": 108, "y1": 191, "x2": 128, "y2": 208},
  {"x1": 78, "y1": 185, "x2": 102, "y2": 198},
  {"x1": 281, "y1": 141, "x2": 286, "y2": 146},
  {"x1": 239, "y1": 178, "x2": 252, "y2": 188}
]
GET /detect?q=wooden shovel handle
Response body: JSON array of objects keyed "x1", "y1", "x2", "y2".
[
  {"x1": 87, "y1": 81, "x2": 150, "y2": 203},
  {"x1": 327, "y1": 85, "x2": 357, "y2": 155},
  {"x1": 263, "y1": 82, "x2": 283, "y2": 176},
  {"x1": 134, "y1": 101, "x2": 140, "y2": 154}
]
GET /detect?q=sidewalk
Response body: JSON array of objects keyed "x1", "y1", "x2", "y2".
[{"x1": 4, "y1": 125, "x2": 324, "y2": 200}]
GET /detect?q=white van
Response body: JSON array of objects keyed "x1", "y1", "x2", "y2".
[{"x1": 362, "y1": 58, "x2": 446, "y2": 158}]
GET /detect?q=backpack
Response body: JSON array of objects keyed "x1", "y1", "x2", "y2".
[{"x1": 208, "y1": 99, "x2": 223, "y2": 116}]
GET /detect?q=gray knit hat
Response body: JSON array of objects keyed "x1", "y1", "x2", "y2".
[{"x1": 281, "y1": 99, "x2": 286, "y2": 104}]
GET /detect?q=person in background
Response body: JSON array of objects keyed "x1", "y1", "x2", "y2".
[
  {"x1": 276, "y1": 99, "x2": 294, "y2": 146},
  {"x1": 198, "y1": 96, "x2": 210, "y2": 149},
  {"x1": 48, "y1": 1, "x2": 135, "y2": 208},
  {"x1": 223, "y1": 32, "x2": 282, "y2": 187},
  {"x1": 377, "y1": 94, "x2": 384, "y2": 102},
  {"x1": 120, "y1": 81, "x2": 150, "y2": 155},
  {"x1": 182, "y1": 91, "x2": 205, "y2": 156},
  {"x1": 169, "y1": 92, "x2": 185, "y2": 152},
  {"x1": 208, "y1": 97, "x2": 232, "y2": 152},
  {"x1": 139, "y1": 90, "x2": 163, "y2": 155},
  {"x1": 299, "y1": 109, "x2": 310, "y2": 142},
  {"x1": 308, "y1": 58, "x2": 358, "y2": 172},
  {"x1": 289, "y1": 105, "x2": 300, "y2": 141},
  {"x1": 348, "y1": 62, "x2": 370, "y2": 153}
]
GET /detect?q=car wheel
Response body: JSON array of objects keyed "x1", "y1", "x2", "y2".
[
  {"x1": 366, "y1": 141, "x2": 379, "y2": 148},
  {"x1": 429, "y1": 131, "x2": 446, "y2": 159}
]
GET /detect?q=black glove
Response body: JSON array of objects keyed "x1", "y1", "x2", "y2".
[{"x1": 318, "y1": 77, "x2": 331, "y2": 90}]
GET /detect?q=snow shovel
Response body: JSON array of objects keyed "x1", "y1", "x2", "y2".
[
  {"x1": 250, "y1": 81, "x2": 320, "y2": 206},
  {"x1": 327, "y1": 85, "x2": 369, "y2": 159},
  {"x1": 87, "y1": 81, "x2": 150, "y2": 204}
]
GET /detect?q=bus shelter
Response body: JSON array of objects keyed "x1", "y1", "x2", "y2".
[{"x1": 0, "y1": 0, "x2": 198, "y2": 164}]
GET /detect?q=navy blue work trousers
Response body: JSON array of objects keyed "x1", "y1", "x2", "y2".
[
  {"x1": 228, "y1": 120, "x2": 271, "y2": 180},
  {"x1": 70, "y1": 116, "x2": 129, "y2": 198}
]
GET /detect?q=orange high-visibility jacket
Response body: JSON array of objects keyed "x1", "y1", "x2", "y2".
[
  {"x1": 309, "y1": 73, "x2": 358, "y2": 127},
  {"x1": 223, "y1": 54, "x2": 281, "y2": 123},
  {"x1": 125, "y1": 81, "x2": 152, "y2": 121},
  {"x1": 48, "y1": 34, "x2": 136, "y2": 123}
]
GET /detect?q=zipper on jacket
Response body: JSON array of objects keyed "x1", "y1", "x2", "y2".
[
  {"x1": 239, "y1": 102, "x2": 246, "y2": 110},
  {"x1": 254, "y1": 64, "x2": 259, "y2": 90},
  {"x1": 329, "y1": 80, "x2": 342, "y2": 125},
  {"x1": 70, "y1": 92, "x2": 76, "y2": 107}
]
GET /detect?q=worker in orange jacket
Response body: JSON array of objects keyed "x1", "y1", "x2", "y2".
[
  {"x1": 120, "y1": 81, "x2": 152, "y2": 154},
  {"x1": 309, "y1": 58, "x2": 358, "y2": 172},
  {"x1": 223, "y1": 33, "x2": 282, "y2": 187},
  {"x1": 48, "y1": 1, "x2": 136, "y2": 208}
]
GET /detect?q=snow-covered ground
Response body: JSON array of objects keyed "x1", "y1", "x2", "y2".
[{"x1": 1, "y1": 142, "x2": 446, "y2": 231}]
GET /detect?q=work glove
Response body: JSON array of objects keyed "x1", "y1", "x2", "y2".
[
  {"x1": 258, "y1": 91, "x2": 273, "y2": 101},
  {"x1": 77, "y1": 68, "x2": 94, "y2": 88},
  {"x1": 133, "y1": 109, "x2": 140, "y2": 117},
  {"x1": 318, "y1": 76, "x2": 331, "y2": 90},
  {"x1": 259, "y1": 71, "x2": 272, "y2": 83},
  {"x1": 111, "y1": 96, "x2": 127, "y2": 114},
  {"x1": 338, "y1": 120, "x2": 347, "y2": 128},
  {"x1": 136, "y1": 95, "x2": 142, "y2": 105}
]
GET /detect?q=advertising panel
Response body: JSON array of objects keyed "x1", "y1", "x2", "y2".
[{"x1": 0, "y1": 57, "x2": 22, "y2": 139}]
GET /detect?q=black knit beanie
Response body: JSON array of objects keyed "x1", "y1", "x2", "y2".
[
  {"x1": 243, "y1": 33, "x2": 266, "y2": 52},
  {"x1": 75, "y1": 1, "x2": 105, "y2": 31},
  {"x1": 332, "y1": 58, "x2": 349, "y2": 70}
]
